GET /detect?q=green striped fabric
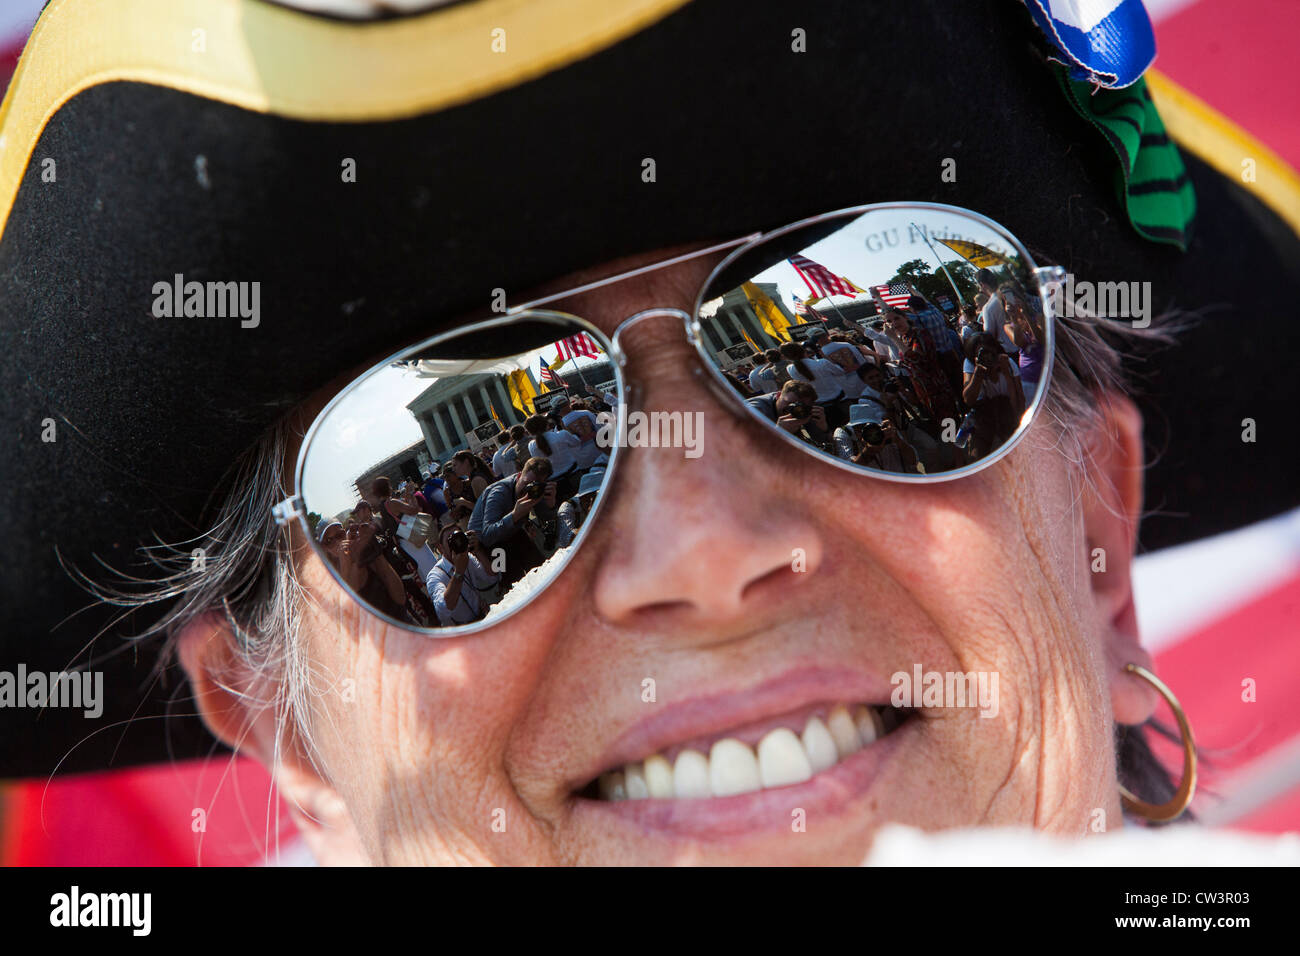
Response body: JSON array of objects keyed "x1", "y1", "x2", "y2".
[{"x1": 1054, "y1": 66, "x2": 1196, "y2": 250}]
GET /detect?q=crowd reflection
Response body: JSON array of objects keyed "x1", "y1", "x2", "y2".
[
  {"x1": 317, "y1": 388, "x2": 614, "y2": 629},
  {"x1": 733, "y1": 276, "x2": 1044, "y2": 474}
]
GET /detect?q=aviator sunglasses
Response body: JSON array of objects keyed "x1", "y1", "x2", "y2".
[{"x1": 273, "y1": 202, "x2": 1065, "y2": 634}]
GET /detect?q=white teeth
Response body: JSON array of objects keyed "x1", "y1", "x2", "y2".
[
  {"x1": 827, "y1": 704, "x2": 863, "y2": 758},
  {"x1": 709, "y1": 738, "x2": 763, "y2": 797},
  {"x1": 624, "y1": 763, "x2": 649, "y2": 800},
  {"x1": 594, "y1": 702, "x2": 901, "y2": 801},
  {"x1": 757, "y1": 727, "x2": 813, "y2": 788},
  {"x1": 673, "y1": 749, "x2": 711, "y2": 798},
  {"x1": 854, "y1": 705, "x2": 878, "y2": 746},
  {"x1": 801, "y1": 716, "x2": 839, "y2": 774},
  {"x1": 599, "y1": 771, "x2": 627, "y2": 802},
  {"x1": 644, "y1": 754, "x2": 675, "y2": 798}
]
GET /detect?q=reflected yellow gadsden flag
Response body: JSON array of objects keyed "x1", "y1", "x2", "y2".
[
  {"x1": 740, "y1": 281, "x2": 792, "y2": 343},
  {"x1": 934, "y1": 238, "x2": 1010, "y2": 268},
  {"x1": 506, "y1": 368, "x2": 538, "y2": 415}
]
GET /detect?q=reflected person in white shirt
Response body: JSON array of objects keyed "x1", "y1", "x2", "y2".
[{"x1": 426, "y1": 521, "x2": 501, "y2": 627}]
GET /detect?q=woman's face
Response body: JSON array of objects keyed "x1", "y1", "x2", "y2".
[
  {"x1": 827, "y1": 350, "x2": 857, "y2": 373},
  {"x1": 320, "y1": 526, "x2": 345, "y2": 559},
  {"x1": 1004, "y1": 294, "x2": 1027, "y2": 322},
  {"x1": 192, "y1": 246, "x2": 1152, "y2": 865}
]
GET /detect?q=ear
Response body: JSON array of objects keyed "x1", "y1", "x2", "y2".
[
  {"x1": 175, "y1": 610, "x2": 369, "y2": 865},
  {"x1": 1079, "y1": 392, "x2": 1158, "y2": 725}
]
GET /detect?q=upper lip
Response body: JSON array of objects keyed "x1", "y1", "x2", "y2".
[{"x1": 568, "y1": 665, "x2": 897, "y2": 792}]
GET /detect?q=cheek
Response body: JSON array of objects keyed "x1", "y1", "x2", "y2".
[
  {"x1": 847, "y1": 430, "x2": 1105, "y2": 715},
  {"x1": 291, "y1": 547, "x2": 563, "y2": 857}
]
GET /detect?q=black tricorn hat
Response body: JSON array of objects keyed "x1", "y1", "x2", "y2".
[{"x1": 2, "y1": 0, "x2": 1298, "y2": 777}]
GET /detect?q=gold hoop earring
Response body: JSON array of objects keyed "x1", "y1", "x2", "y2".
[{"x1": 1118, "y1": 663, "x2": 1197, "y2": 823}]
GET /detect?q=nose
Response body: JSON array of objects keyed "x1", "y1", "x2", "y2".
[{"x1": 591, "y1": 328, "x2": 824, "y2": 633}]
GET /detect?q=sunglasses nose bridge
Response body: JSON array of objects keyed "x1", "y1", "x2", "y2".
[
  {"x1": 606, "y1": 306, "x2": 752, "y2": 435},
  {"x1": 606, "y1": 308, "x2": 696, "y2": 406},
  {"x1": 608, "y1": 307, "x2": 693, "y2": 366}
]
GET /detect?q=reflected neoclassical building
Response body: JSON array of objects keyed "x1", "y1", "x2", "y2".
[
  {"x1": 407, "y1": 371, "x2": 531, "y2": 460},
  {"x1": 403, "y1": 358, "x2": 616, "y2": 462}
]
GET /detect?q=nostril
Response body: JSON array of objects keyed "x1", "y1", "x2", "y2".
[
  {"x1": 740, "y1": 562, "x2": 803, "y2": 603},
  {"x1": 630, "y1": 599, "x2": 696, "y2": 620}
]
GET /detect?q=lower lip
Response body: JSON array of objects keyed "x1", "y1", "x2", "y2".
[{"x1": 569, "y1": 714, "x2": 918, "y2": 842}]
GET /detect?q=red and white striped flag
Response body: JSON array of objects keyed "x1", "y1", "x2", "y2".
[
  {"x1": 540, "y1": 362, "x2": 565, "y2": 389},
  {"x1": 873, "y1": 283, "x2": 912, "y2": 308},
  {"x1": 788, "y1": 254, "x2": 858, "y2": 299},
  {"x1": 554, "y1": 332, "x2": 600, "y2": 362}
]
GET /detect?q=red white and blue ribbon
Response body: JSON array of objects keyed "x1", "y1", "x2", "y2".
[{"x1": 1023, "y1": 0, "x2": 1157, "y2": 89}]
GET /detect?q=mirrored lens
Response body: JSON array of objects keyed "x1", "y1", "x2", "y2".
[
  {"x1": 300, "y1": 314, "x2": 618, "y2": 632},
  {"x1": 695, "y1": 206, "x2": 1050, "y2": 477}
]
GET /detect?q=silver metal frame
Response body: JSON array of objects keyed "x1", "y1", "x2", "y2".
[
  {"x1": 282, "y1": 311, "x2": 624, "y2": 639},
  {"x1": 274, "y1": 201, "x2": 1066, "y2": 637},
  {"x1": 688, "y1": 201, "x2": 1063, "y2": 484}
]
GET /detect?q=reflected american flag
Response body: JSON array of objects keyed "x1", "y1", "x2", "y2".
[
  {"x1": 873, "y1": 283, "x2": 912, "y2": 308},
  {"x1": 788, "y1": 254, "x2": 857, "y2": 299}
]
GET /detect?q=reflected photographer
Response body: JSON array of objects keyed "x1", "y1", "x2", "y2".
[
  {"x1": 963, "y1": 332, "x2": 1026, "y2": 459},
  {"x1": 426, "y1": 521, "x2": 501, "y2": 627},
  {"x1": 468, "y1": 456, "x2": 558, "y2": 590},
  {"x1": 848, "y1": 417, "x2": 918, "y2": 474},
  {"x1": 747, "y1": 380, "x2": 831, "y2": 449},
  {"x1": 339, "y1": 518, "x2": 408, "y2": 623},
  {"x1": 556, "y1": 466, "x2": 607, "y2": 550}
]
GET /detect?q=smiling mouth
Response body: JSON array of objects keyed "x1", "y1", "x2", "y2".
[{"x1": 578, "y1": 702, "x2": 915, "y2": 802}]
